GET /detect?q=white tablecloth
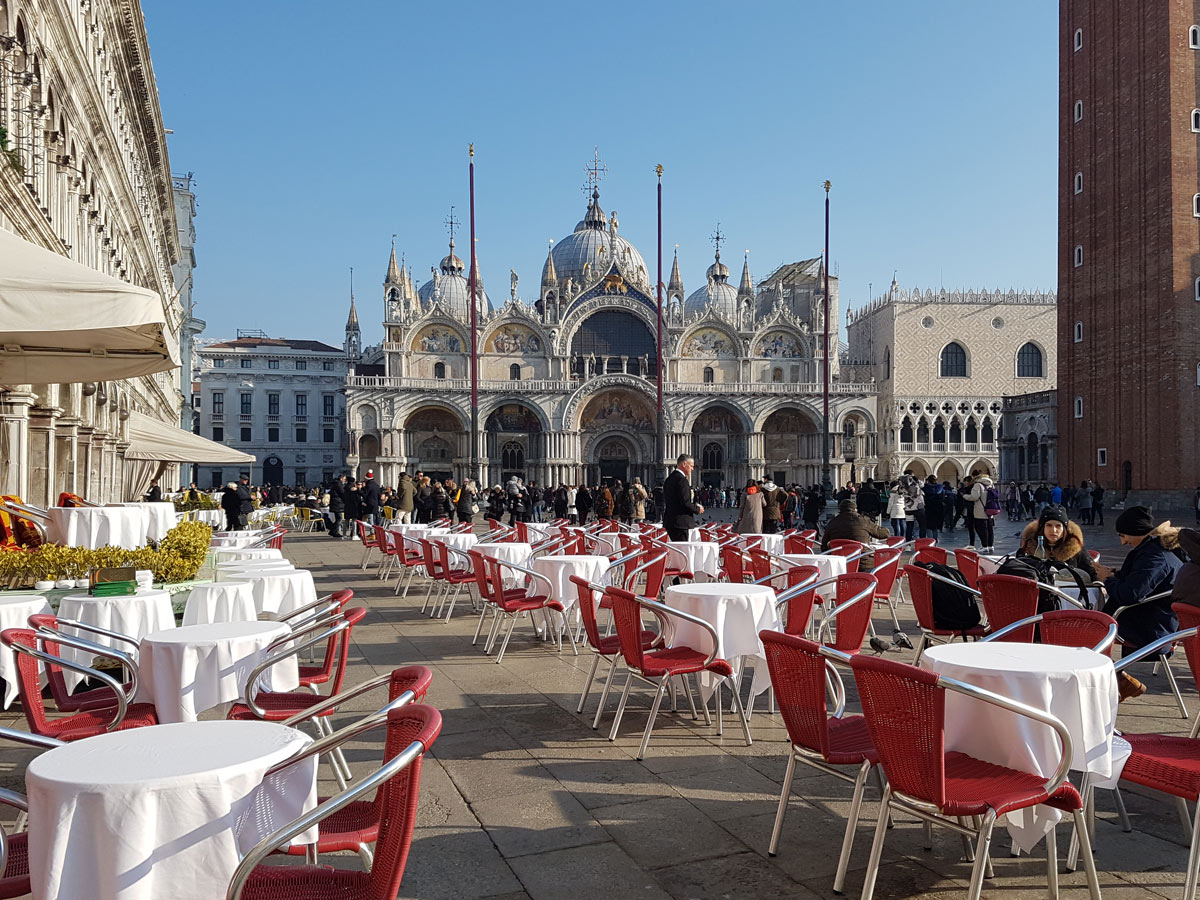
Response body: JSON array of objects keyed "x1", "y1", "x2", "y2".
[
  {"x1": 436, "y1": 532, "x2": 478, "y2": 569},
  {"x1": 923, "y1": 642, "x2": 1121, "y2": 852},
  {"x1": 138, "y1": 621, "x2": 298, "y2": 723},
  {"x1": 191, "y1": 509, "x2": 224, "y2": 528},
  {"x1": 664, "y1": 583, "x2": 780, "y2": 700},
  {"x1": 57, "y1": 590, "x2": 176, "y2": 691},
  {"x1": 560, "y1": 527, "x2": 617, "y2": 555},
  {"x1": 782, "y1": 553, "x2": 848, "y2": 599},
  {"x1": 737, "y1": 533, "x2": 785, "y2": 555},
  {"x1": 215, "y1": 560, "x2": 295, "y2": 578},
  {"x1": 0, "y1": 594, "x2": 52, "y2": 707},
  {"x1": 525, "y1": 522, "x2": 553, "y2": 541},
  {"x1": 182, "y1": 581, "x2": 258, "y2": 626},
  {"x1": 532, "y1": 555, "x2": 610, "y2": 611},
  {"x1": 666, "y1": 541, "x2": 722, "y2": 579},
  {"x1": 46, "y1": 506, "x2": 149, "y2": 550},
  {"x1": 110, "y1": 502, "x2": 178, "y2": 542},
  {"x1": 212, "y1": 547, "x2": 283, "y2": 565},
  {"x1": 26, "y1": 719, "x2": 317, "y2": 900},
  {"x1": 235, "y1": 569, "x2": 318, "y2": 618},
  {"x1": 476, "y1": 542, "x2": 534, "y2": 585},
  {"x1": 210, "y1": 531, "x2": 265, "y2": 548}
]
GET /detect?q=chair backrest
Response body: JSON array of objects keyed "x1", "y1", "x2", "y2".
[
  {"x1": 784, "y1": 534, "x2": 813, "y2": 555},
  {"x1": 367, "y1": 704, "x2": 443, "y2": 897},
  {"x1": 782, "y1": 566, "x2": 822, "y2": 636},
  {"x1": 468, "y1": 550, "x2": 494, "y2": 602},
  {"x1": 514, "y1": 521, "x2": 529, "y2": 543},
  {"x1": 357, "y1": 520, "x2": 378, "y2": 547},
  {"x1": 826, "y1": 573, "x2": 879, "y2": 653},
  {"x1": 570, "y1": 575, "x2": 605, "y2": 649},
  {"x1": 605, "y1": 586, "x2": 652, "y2": 672},
  {"x1": 0, "y1": 629, "x2": 51, "y2": 733},
  {"x1": 829, "y1": 539, "x2": 864, "y2": 553},
  {"x1": 748, "y1": 548, "x2": 773, "y2": 582},
  {"x1": 952, "y1": 548, "x2": 981, "y2": 590},
  {"x1": 309, "y1": 591, "x2": 355, "y2": 678},
  {"x1": 827, "y1": 545, "x2": 861, "y2": 574},
  {"x1": 1171, "y1": 603, "x2": 1200, "y2": 681},
  {"x1": 799, "y1": 529, "x2": 818, "y2": 541},
  {"x1": 721, "y1": 545, "x2": 747, "y2": 584},
  {"x1": 912, "y1": 538, "x2": 938, "y2": 552},
  {"x1": 903, "y1": 565, "x2": 938, "y2": 631},
  {"x1": 1039, "y1": 609, "x2": 1117, "y2": 653},
  {"x1": 868, "y1": 548, "x2": 903, "y2": 599},
  {"x1": 885, "y1": 536, "x2": 906, "y2": 548},
  {"x1": 849, "y1": 653, "x2": 946, "y2": 808},
  {"x1": 912, "y1": 546, "x2": 947, "y2": 566},
  {"x1": 978, "y1": 574, "x2": 1040, "y2": 641},
  {"x1": 761, "y1": 631, "x2": 842, "y2": 758},
  {"x1": 639, "y1": 552, "x2": 668, "y2": 600},
  {"x1": 27, "y1": 613, "x2": 72, "y2": 710},
  {"x1": 418, "y1": 539, "x2": 444, "y2": 581},
  {"x1": 374, "y1": 525, "x2": 392, "y2": 554}
]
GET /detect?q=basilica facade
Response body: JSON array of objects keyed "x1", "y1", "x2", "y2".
[{"x1": 343, "y1": 186, "x2": 880, "y2": 491}]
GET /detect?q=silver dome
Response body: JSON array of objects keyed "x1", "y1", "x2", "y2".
[
  {"x1": 552, "y1": 192, "x2": 650, "y2": 292},
  {"x1": 418, "y1": 271, "x2": 491, "y2": 320},
  {"x1": 685, "y1": 280, "x2": 741, "y2": 320}
]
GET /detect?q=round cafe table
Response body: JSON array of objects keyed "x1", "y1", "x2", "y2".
[
  {"x1": 435, "y1": 532, "x2": 478, "y2": 569},
  {"x1": 182, "y1": 581, "x2": 258, "y2": 625},
  {"x1": 191, "y1": 508, "x2": 224, "y2": 528},
  {"x1": 525, "y1": 522, "x2": 553, "y2": 542},
  {"x1": 110, "y1": 501, "x2": 178, "y2": 542},
  {"x1": 26, "y1": 719, "x2": 317, "y2": 900},
  {"x1": 0, "y1": 594, "x2": 53, "y2": 707},
  {"x1": 215, "y1": 560, "x2": 295, "y2": 579},
  {"x1": 532, "y1": 554, "x2": 610, "y2": 612},
  {"x1": 212, "y1": 547, "x2": 283, "y2": 565},
  {"x1": 234, "y1": 568, "x2": 318, "y2": 618},
  {"x1": 781, "y1": 553, "x2": 848, "y2": 599},
  {"x1": 665, "y1": 541, "x2": 722, "y2": 580},
  {"x1": 664, "y1": 582, "x2": 780, "y2": 701},
  {"x1": 738, "y1": 533, "x2": 785, "y2": 555},
  {"x1": 138, "y1": 621, "x2": 299, "y2": 723},
  {"x1": 922, "y1": 641, "x2": 1122, "y2": 852},
  {"x1": 45, "y1": 506, "x2": 148, "y2": 550},
  {"x1": 57, "y1": 590, "x2": 175, "y2": 691}
]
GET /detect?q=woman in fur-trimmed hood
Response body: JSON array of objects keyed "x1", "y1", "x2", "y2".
[{"x1": 1018, "y1": 505, "x2": 1097, "y2": 581}]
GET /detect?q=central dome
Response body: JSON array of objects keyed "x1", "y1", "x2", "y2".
[
  {"x1": 417, "y1": 239, "x2": 491, "y2": 319},
  {"x1": 551, "y1": 191, "x2": 650, "y2": 293}
]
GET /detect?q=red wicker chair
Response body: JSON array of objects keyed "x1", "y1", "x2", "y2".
[
  {"x1": 903, "y1": 565, "x2": 987, "y2": 662},
  {"x1": 27, "y1": 613, "x2": 133, "y2": 712},
  {"x1": 816, "y1": 573, "x2": 879, "y2": 656},
  {"x1": 356, "y1": 520, "x2": 381, "y2": 569},
  {"x1": 774, "y1": 566, "x2": 822, "y2": 636},
  {"x1": 760, "y1": 631, "x2": 879, "y2": 893},
  {"x1": 978, "y1": 573, "x2": 1039, "y2": 642},
  {"x1": 480, "y1": 556, "x2": 571, "y2": 663},
  {"x1": 912, "y1": 546, "x2": 948, "y2": 566},
  {"x1": 953, "y1": 548, "x2": 982, "y2": 590},
  {"x1": 849, "y1": 653, "x2": 1102, "y2": 900},
  {"x1": 983, "y1": 609, "x2": 1117, "y2": 653},
  {"x1": 0, "y1": 788, "x2": 30, "y2": 899},
  {"x1": 468, "y1": 549, "x2": 529, "y2": 648},
  {"x1": 826, "y1": 544, "x2": 863, "y2": 574},
  {"x1": 296, "y1": 590, "x2": 354, "y2": 691},
  {"x1": 228, "y1": 704, "x2": 442, "y2": 900},
  {"x1": 0, "y1": 628, "x2": 158, "y2": 741},
  {"x1": 866, "y1": 548, "x2": 905, "y2": 631}
]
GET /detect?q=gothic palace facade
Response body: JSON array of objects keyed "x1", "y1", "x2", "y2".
[{"x1": 344, "y1": 186, "x2": 1057, "y2": 490}]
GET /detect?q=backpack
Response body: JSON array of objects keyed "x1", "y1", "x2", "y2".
[
  {"x1": 617, "y1": 488, "x2": 635, "y2": 518},
  {"x1": 995, "y1": 555, "x2": 1095, "y2": 613},
  {"x1": 984, "y1": 485, "x2": 1001, "y2": 516},
  {"x1": 915, "y1": 561, "x2": 981, "y2": 631}
]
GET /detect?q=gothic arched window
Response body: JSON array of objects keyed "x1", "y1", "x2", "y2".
[
  {"x1": 703, "y1": 366, "x2": 714, "y2": 383},
  {"x1": 939, "y1": 342, "x2": 967, "y2": 377},
  {"x1": 502, "y1": 440, "x2": 524, "y2": 470},
  {"x1": 1016, "y1": 342, "x2": 1043, "y2": 377},
  {"x1": 701, "y1": 442, "x2": 723, "y2": 471}
]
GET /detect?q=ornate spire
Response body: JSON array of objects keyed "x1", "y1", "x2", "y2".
[
  {"x1": 738, "y1": 251, "x2": 754, "y2": 300},
  {"x1": 541, "y1": 239, "x2": 558, "y2": 288},
  {"x1": 385, "y1": 238, "x2": 401, "y2": 284},
  {"x1": 668, "y1": 247, "x2": 684, "y2": 295}
]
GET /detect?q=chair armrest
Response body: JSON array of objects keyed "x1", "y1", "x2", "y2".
[
  {"x1": 1114, "y1": 626, "x2": 1199, "y2": 669},
  {"x1": 1094, "y1": 622, "x2": 1119, "y2": 654},
  {"x1": 1110, "y1": 590, "x2": 1173, "y2": 620},
  {"x1": 773, "y1": 571, "x2": 822, "y2": 610},
  {"x1": 272, "y1": 688, "x2": 420, "y2": 772},
  {"x1": 938, "y1": 673, "x2": 1074, "y2": 799},
  {"x1": 0, "y1": 725, "x2": 64, "y2": 751},
  {"x1": 623, "y1": 552, "x2": 668, "y2": 591},
  {"x1": 817, "y1": 583, "x2": 877, "y2": 645},
  {"x1": 34, "y1": 629, "x2": 139, "y2": 698},
  {"x1": 8, "y1": 641, "x2": 129, "y2": 730},
  {"x1": 981, "y1": 613, "x2": 1044, "y2": 643},
  {"x1": 228, "y1": 733, "x2": 429, "y2": 900},
  {"x1": 491, "y1": 559, "x2": 554, "y2": 597},
  {"x1": 243, "y1": 619, "x2": 350, "y2": 716},
  {"x1": 273, "y1": 594, "x2": 336, "y2": 624},
  {"x1": 922, "y1": 569, "x2": 982, "y2": 597},
  {"x1": 1039, "y1": 583, "x2": 1088, "y2": 610},
  {"x1": 54, "y1": 618, "x2": 141, "y2": 651},
  {"x1": 629, "y1": 594, "x2": 720, "y2": 668}
]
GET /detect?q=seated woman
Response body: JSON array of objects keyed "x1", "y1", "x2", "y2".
[{"x1": 1019, "y1": 505, "x2": 1097, "y2": 581}]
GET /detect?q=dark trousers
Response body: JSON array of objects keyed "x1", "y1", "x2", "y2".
[
  {"x1": 224, "y1": 511, "x2": 239, "y2": 532},
  {"x1": 1094, "y1": 504, "x2": 1104, "y2": 526},
  {"x1": 329, "y1": 509, "x2": 343, "y2": 536},
  {"x1": 666, "y1": 526, "x2": 689, "y2": 542},
  {"x1": 974, "y1": 516, "x2": 995, "y2": 548},
  {"x1": 964, "y1": 516, "x2": 977, "y2": 546}
]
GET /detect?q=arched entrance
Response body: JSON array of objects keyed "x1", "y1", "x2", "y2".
[
  {"x1": 763, "y1": 407, "x2": 820, "y2": 486},
  {"x1": 484, "y1": 403, "x2": 543, "y2": 486},
  {"x1": 263, "y1": 456, "x2": 284, "y2": 485},
  {"x1": 404, "y1": 407, "x2": 463, "y2": 482},
  {"x1": 902, "y1": 459, "x2": 931, "y2": 480},
  {"x1": 691, "y1": 405, "x2": 745, "y2": 488},
  {"x1": 935, "y1": 459, "x2": 962, "y2": 484},
  {"x1": 579, "y1": 389, "x2": 655, "y2": 486},
  {"x1": 357, "y1": 435, "x2": 380, "y2": 480}
]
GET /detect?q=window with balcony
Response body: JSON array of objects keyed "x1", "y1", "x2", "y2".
[
  {"x1": 434, "y1": 362, "x2": 446, "y2": 379},
  {"x1": 703, "y1": 367, "x2": 714, "y2": 383},
  {"x1": 323, "y1": 394, "x2": 335, "y2": 417},
  {"x1": 240, "y1": 393, "x2": 252, "y2": 415},
  {"x1": 267, "y1": 392, "x2": 279, "y2": 415},
  {"x1": 772, "y1": 367, "x2": 783, "y2": 383},
  {"x1": 509, "y1": 363, "x2": 521, "y2": 381},
  {"x1": 211, "y1": 392, "x2": 224, "y2": 415},
  {"x1": 295, "y1": 394, "x2": 308, "y2": 416}
]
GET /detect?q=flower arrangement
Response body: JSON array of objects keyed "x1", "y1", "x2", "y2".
[
  {"x1": 174, "y1": 495, "x2": 219, "y2": 512},
  {"x1": 0, "y1": 521, "x2": 213, "y2": 588}
]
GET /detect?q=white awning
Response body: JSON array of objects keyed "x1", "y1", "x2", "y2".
[
  {"x1": 0, "y1": 226, "x2": 181, "y2": 385},
  {"x1": 125, "y1": 411, "x2": 255, "y2": 464}
]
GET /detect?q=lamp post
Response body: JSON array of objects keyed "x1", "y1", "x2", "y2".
[{"x1": 820, "y1": 180, "x2": 833, "y2": 501}]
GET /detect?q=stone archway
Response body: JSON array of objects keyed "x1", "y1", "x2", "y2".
[
  {"x1": 484, "y1": 402, "x2": 544, "y2": 487},
  {"x1": 579, "y1": 389, "x2": 655, "y2": 486},
  {"x1": 404, "y1": 407, "x2": 464, "y2": 481},
  {"x1": 762, "y1": 407, "x2": 821, "y2": 486},
  {"x1": 691, "y1": 405, "x2": 746, "y2": 488}
]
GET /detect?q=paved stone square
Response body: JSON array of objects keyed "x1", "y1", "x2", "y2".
[{"x1": 0, "y1": 520, "x2": 1194, "y2": 899}]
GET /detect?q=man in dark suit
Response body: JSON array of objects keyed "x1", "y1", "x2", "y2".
[
  {"x1": 328, "y1": 474, "x2": 347, "y2": 538},
  {"x1": 362, "y1": 469, "x2": 382, "y2": 524},
  {"x1": 663, "y1": 453, "x2": 704, "y2": 542}
]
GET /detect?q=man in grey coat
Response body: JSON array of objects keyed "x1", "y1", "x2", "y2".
[{"x1": 395, "y1": 472, "x2": 415, "y2": 524}]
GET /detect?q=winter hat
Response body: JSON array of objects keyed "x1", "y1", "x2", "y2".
[
  {"x1": 839, "y1": 499, "x2": 857, "y2": 513},
  {"x1": 1038, "y1": 505, "x2": 1070, "y2": 529},
  {"x1": 1115, "y1": 505, "x2": 1155, "y2": 537}
]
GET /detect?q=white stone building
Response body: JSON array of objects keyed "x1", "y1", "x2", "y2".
[
  {"x1": 195, "y1": 334, "x2": 349, "y2": 488},
  {"x1": 172, "y1": 171, "x2": 203, "y2": 430},
  {"x1": 846, "y1": 280, "x2": 1058, "y2": 484},
  {"x1": 0, "y1": 0, "x2": 183, "y2": 506},
  {"x1": 344, "y1": 183, "x2": 880, "y2": 491}
]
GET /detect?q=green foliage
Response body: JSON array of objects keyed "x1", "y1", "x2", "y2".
[{"x1": 0, "y1": 126, "x2": 24, "y2": 176}]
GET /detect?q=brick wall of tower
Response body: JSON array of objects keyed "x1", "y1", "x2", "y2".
[{"x1": 1058, "y1": 0, "x2": 1200, "y2": 498}]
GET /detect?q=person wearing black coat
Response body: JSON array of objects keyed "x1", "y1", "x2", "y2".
[
  {"x1": 236, "y1": 477, "x2": 253, "y2": 528},
  {"x1": 662, "y1": 454, "x2": 704, "y2": 541},
  {"x1": 362, "y1": 472, "x2": 382, "y2": 524},
  {"x1": 328, "y1": 475, "x2": 347, "y2": 538},
  {"x1": 576, "y1": 486, "x2": 593, "y2": 523},
  {"x1": 220, "y1": 482, "x2": 242, "y2": 532},
  {"x1": 346, "y1": 482, "x2": 363, "y2": 528},
  {"x1": 553, "y1": 486, "x2": 569, "y2": 520},
  {"x1": 145, "y1": 481, "x2": 162, "y2": 503},
  {"x1": 857, "y1": 478, "x2": 882, "y2": 522},
  {"x1": 1097, "y1": 506, "x2": 1184, "y2": 699}
]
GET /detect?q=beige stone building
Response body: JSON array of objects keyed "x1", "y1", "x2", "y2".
[
  {"x1": 847, "y1": 279, "x2": 1057, "y2": 484},
  {"x1": 0, "y1": 0, "x2": 182, "y2": 505}
]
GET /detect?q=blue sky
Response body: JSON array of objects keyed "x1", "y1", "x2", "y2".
[{"x1": 144, "y1": 1, "x2": 1059, "y2": 346}]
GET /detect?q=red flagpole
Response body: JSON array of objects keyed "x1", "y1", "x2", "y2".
[
  {"x1": 468, "y1": 145, "x2": 479, "y2": 484},
  {"x1": 655, "y1": 164, "x2": 665, "y2": 484},
  {"x1": 821, "y1": 180, "x2": 832, "y2": 496}
]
